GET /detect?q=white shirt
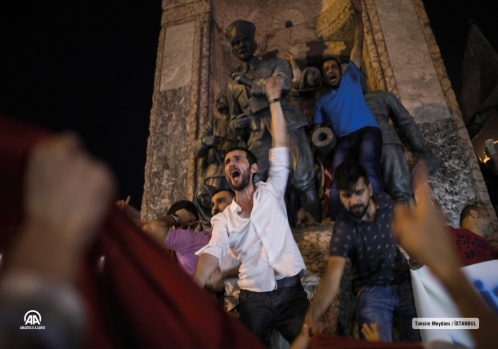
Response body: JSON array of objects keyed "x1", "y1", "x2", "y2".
[
  {"x1": 219, "y1": 249, "x2": 240, "y2": 312},
  {"x1": 198, "y1": 147, "x2": 306, "y2": 292}
]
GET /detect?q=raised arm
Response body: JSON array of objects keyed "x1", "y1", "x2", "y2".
[
  {"x1": 264, "y1": 75, "x2": 288, "y2": 148},
  {"x1": 141, "y1": 208, "x2": 197, "y2": 247},
  {"x1": 282, "y1": 51, "x2": 301, "y2": 87},
  {"x1": 349, "y1": 0, "x2": 364, "y2": 69}
]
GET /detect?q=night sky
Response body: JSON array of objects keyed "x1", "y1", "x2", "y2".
[
  {"x1": 0, "y1": 1, "x2": 162, "y2": 209},
  {"x1": 1, "y1": 1, "x2": 496, "y2": 209}
]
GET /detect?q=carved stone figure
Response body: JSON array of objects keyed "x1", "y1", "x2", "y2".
[
  {"x1": 364, "y1": 90, "x2": 441, "y2": 202},
  {"x1": 225, "y1": 19, "x2": 322, "y2": 224},
  {"x1": 194, "y1": 92, "x2": 241, "y2": 226}
]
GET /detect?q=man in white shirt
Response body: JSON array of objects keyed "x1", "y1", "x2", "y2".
[{"x1": 194, "y1": 75, "x2": 309, "y2": 346}]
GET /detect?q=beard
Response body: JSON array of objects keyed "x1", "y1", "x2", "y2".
[
  {"x1": 348, "y1": 202, "x2": 369, "y2": 218},
  {"x1": 229, "y1": 170, "x2": 251, "y2": 191}
]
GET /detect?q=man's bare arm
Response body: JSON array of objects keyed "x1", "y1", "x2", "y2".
[
  {"x1": 193, "y1": 253, "x2": 220, "y2": 288},
  {"x1": 205, "y1": 263, "x2": 240, "y2": 292},
  {"x1": 304, "y1": 256, "x2": 346, "y2": 334},
  {"x1": 141, "y1": 208, "x2": 197, "y2": 248},
  {"x1": 349, "y1": 0, "x2": 364, "y2": 69},
  {"x1": 264, "y1": 75, "x2": 288, "y2": 148}
]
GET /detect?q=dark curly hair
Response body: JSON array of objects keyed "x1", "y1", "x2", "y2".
[
  {"x1": 167, "y1": 200, "x2": 199, "y2": 221},
  {"x1": 224, "y1": 146, "x2": 258, "y2": 166},
  {"x1": 334, "y1": 161, "x2": 370, "y2": 192}
]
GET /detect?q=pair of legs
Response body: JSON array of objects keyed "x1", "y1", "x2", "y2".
[
  {"x1": 328, "y1": 126, "x2": 383, "y2": 220},
  {"x1": 355, "y1": 279, "x2": 421, "y2": 342},
  {"x1": 238, "y1": 284, "x2": 309, "y2": 347}
]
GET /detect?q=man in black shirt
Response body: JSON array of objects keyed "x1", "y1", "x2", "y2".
[{"x1": 304, "y1": 161, "x2": 420, "y2": 342}]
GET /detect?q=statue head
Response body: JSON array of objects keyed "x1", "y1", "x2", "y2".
[
  {"x1": 225, "y1": 20, "x2": 257, "y2": 62},
  {"x1": 215, "y1": 92, "x2": 229, "y2": 115}
]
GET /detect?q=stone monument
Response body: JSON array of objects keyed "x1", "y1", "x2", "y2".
[{"x1": 142, "y1": 0, "x2": 498, "y2": 335}]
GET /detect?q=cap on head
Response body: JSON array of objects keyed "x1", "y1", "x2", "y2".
[{"x1": 225, "y1": 20, "x2": 256, "y2": 45}]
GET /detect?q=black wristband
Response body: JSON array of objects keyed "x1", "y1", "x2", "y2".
[{"x1": 268, "y1": 97, "x2": 282, "y2": 104}]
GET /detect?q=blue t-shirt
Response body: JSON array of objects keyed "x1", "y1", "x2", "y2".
[{"x1": 314, "y1": 62, "x2": 378, "y2": 138}]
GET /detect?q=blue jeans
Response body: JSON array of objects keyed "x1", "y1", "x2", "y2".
[
  {"x1": 238, "y1": 284, "x2": 309, "y2": 347},
  {"x1": 355, "y1": 279, "x2": 421, "y2": 342},
  {"x1": 328, "y1": 126, "x2": 383, "y2": 219}
]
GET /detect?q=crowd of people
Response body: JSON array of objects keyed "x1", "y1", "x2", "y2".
[{"x1": 1, "y1": 0, "x2": 497, "y2": 348}]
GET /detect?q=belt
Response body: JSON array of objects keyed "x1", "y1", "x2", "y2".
[{"x1": 276, "y1": 275, "x2": 301, "y2": 288}]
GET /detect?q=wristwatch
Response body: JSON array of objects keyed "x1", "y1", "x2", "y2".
[{"x1": 172, "y1": 213, "x2": 180, "y2": 225}]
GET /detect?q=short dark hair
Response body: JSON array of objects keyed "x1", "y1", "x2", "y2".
[
  {"x1": 224, "y1": 146, "x2": 258, "y2": 166},
  {"x1": 167, "y1": 200, "x2": 199, "y2": 221},
  {"x1": 334, "y1": 161, "x2": 370, "y2": 192},
  {"x1": 322, "y1": 56, "x2": 342, "y2": 74},
  {"x1": 459, "y1": 203, "x2": 484, "y2": 226},
  {"x1": 212, "y1": 188, "x2": 235, "y2": 198}
]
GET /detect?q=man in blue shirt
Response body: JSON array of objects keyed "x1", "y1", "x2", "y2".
[{"x1": 314, "y1": 0, "x2": 383, "y2": 220}]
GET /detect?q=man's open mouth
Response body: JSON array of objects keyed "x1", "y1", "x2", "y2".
[{"x1": 231, "y1": 169, "x2": 241, "y2": 180}]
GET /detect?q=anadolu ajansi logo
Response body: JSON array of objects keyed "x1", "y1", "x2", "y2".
[{"x1": 20, "y1": 310, "x2": 45, "y2": 330}]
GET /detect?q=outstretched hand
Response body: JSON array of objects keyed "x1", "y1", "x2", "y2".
[
  {"x1": 361, "y1": 323, "x2": 380, "y2": 342},
  {"x1": 263, "y1": 75, "x2": 286, "y2": 101},
  {"x1": 115, "y1": 195, "x2": 131, "y2": 209},
  {"x1": 392, "y1": 163, "x2": 459, "y2": 270}
]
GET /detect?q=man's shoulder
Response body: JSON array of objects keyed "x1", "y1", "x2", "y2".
[
  {"x1": 211, "y1": 209, "x2": 231, "y2": 227},
  {"x1": 374, "y1": 192, "x2": 394, "y2": 208},
  {"x1": 450, "y1": 227, "x2": 484, "y2": 240},
  {"x1": 315, "y1": 90, "x2": 335, "y2": 108},
  {"x1": 334, "y1": 211, "x2": 354, "y2": 232},
  {"x1": 345, "y1": 61, "x2": 361, "y2": 73},
  {"x1": 167, "y1": 227, "x2": 202, "y2": 243}
]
